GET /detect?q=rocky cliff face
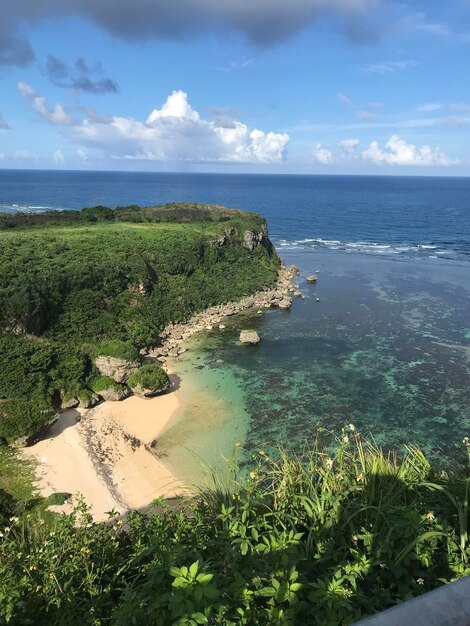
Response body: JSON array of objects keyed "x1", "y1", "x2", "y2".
[{"x1": 207, "y1": 222, "x2": 270, "y2": 252}]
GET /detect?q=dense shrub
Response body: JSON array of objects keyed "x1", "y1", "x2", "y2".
[
  {"x1": 128, "y1": 364, "x2": 170, "y2": 392},
  {"x1": 93, "y1": 340, "x2": 140, "y2": 362},
  {"x1": 0, "y1": 397, "x2": 56, "y2": 444},
  {"x1": 91, "y1": 376, "x2": 122, "y2": 393},
  {"x1": 0, "y1": 433, "x2": 469, "y2": 624},
  {"x1": 0, "y1": 205, "x2": 279, "y2": 440}
]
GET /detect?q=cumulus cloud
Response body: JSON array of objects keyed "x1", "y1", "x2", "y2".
[
  {"x1": 53, "y1": 149, "x2": 65, "y2": 163},
  {"x1": 45, "y1": 54, "x2": 118, "y2": 94},
  {"x1": 0, "y1": 0, "x2": 383, "y2": 68},
  {"x1": 15, "y1": 150, "x2": 37, "y2": 160},
  {"x1": 71, "y1": 89, "x2": 289, "y2": 163},
  {"x1": 17, "y1": 82, "x2": 75, "y2": 125},
  {"x1": 77, "y1": 148, "x2": 88, "y2": 160},
  {"x1": 312, "y1": 144, "x2": 332, "y2": 164},
  {"x1": 0, "y1": 114, "x2": 9, "y2": 130},
  {"x1": 362, "y1": 134, "x2": 456, "y2": 166},
  {"x1": 339, "y1": 138, "x2": 360, "y2": 150}
]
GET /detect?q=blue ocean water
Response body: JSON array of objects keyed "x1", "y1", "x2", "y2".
[
  {"x1": 1, "y1": 170, "x2": 469, "y2": 471},
  {"x1": 1, "y1": 170, "x2": 469, "y2": 261}
]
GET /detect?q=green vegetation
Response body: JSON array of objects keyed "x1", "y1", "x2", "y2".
[
  {"x1": 0, "y1": 203, "x2": 279, "y2": 441},
  {"x1": 91, "y1": 376, "x2": 124, "y2": 394},
  {"x1": 128, "y1": 364, "x2": 171, "y2": 392},
  {"x1": 0, "y1": 432, "x2": 469, "y2": 624}
]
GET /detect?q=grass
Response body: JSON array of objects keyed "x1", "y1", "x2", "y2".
[{"x1": 1, "y1": 430, "x2": 469, "y2": 624}]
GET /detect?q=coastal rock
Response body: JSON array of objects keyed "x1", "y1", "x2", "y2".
[
  {"x1": 94, "y1": 356, "x2": 140, "y2": 384},
  {"x1": 278, "y1": 298, "x2": 292, "y2": 310},
  {"x1": 99, "y1": 386, "x2": 131, "y2": 402},
  {"x1": 243, "y1": 229, "x2": 264, "y2": 251},
  {"x1": 79, "y1": 393, "x2": 100, "y2": 409},
  {"x1": 240, "y1": 330, "x2": 261, "y2": 345},
  {"x1": 130, "y1": 383, "x2": 170, "y2": 399},
  {"x1": 61, "y1": 396, "x2": 79, "y2": 410},
  {"x1": 306, "y1": 274, "x2": 318, "y2": 283}
]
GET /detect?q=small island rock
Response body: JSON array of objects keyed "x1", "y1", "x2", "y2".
[
  {"x1": 239, "y1": 330, "x2": 261, "y2": 345},
  {"x1": 306, "y1": 275, "x2": 318, "y2": 283}
]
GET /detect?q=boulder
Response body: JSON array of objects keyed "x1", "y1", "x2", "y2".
[
  {"x1": 99, "y1": 385, "x2": 131, "y2": 402},
  {"x1": 61, "y1": 396, "x2": 79, "y2": 410},
  {"x1": 278, "y1": 298, "x2": 292, "y2": 310},
  {"x1": 306, "y1": 274, "x2": 318, "y2": 283},
  {"x1": 94, "y1": 356, "x2": 140, "y2": 384},
  {"x1": 130, "y1": 384, "x2": 168, "y2": 399},
  {"x1": 78, "y1": 393, "x2": 100, "y2": 409},
  {"x1": 239, "y1": 330, "x2": 261, "y2": 345}
]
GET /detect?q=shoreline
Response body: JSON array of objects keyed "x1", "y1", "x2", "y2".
[
  {"x1": 22, "y1": 263, "x2": 300, "y2": 520},
  {"x1": 22, "y1": 373, "x2": 187, "y2": 520},
  {"x1": 148, "y1": 262, "x2": 300, "y2": 362}
]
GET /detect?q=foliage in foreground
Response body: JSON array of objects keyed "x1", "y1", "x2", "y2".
[{"x1": 1, "y1": 432, "x2": 469, "y2": 625}]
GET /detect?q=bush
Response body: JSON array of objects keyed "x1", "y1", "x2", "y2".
[
  {"x1": 128, "y1": 364, "x2": 170, "y2": 392},
  {"x1": 93, "y1": 340, "x2": 140, "y2": 362},
  {"x1": 0, "y1": 397, "x2": 56, "y2": 444},
  {"x1": 1, "y1": 433, "x2": 470, "y2": 624},
  {"x1": 91, "y1": 376, "x2": 121, "y2": 393}
]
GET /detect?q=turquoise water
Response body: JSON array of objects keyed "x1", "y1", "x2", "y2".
[{"x1": 156, "y1": 249, "x2": 470, "y2": 480}]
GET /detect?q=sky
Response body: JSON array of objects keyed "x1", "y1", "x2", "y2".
[{"x1": 0, "y1": 0, "x2": 469, "y2": 175}]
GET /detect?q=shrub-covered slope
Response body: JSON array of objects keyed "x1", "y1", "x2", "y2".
[{"x1": 0, "y1": 203, "x2": 279, "y2": 442}]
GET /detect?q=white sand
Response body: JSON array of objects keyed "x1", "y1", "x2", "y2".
[{"x1": 22, "y1": 385, "x2": 187, "y2": 520}]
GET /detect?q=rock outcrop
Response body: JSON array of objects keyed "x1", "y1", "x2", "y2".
[
  {"x1": 94, "y1": 356, "x2": 140, "y2": 384},
  {"x1": 306, "y1": 274, "x2": 318, "y2": 283},
  {"x1": 98, "y1": 386, "x2": 132, "y2": 402},
  {"x1": 130, "y1": 384, "x2": 168, "y2": 399},
  {"x1": 239, "y1": 330, "x2": 261, "y2": 344}
]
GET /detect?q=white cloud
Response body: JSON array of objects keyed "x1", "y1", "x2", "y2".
[
  {"x1": 312, "y1": 144, "x2": 332, "y2": 164},
  {"x1": 451, "y1": 103, "x2": 470, "y2": 114},
  {"x1": 417, "y1": 103, "x2": 443, "y2": 112},
  {"x1": 361, "y1": 134, "x2": 456, "y2": 166},
  {"x1": 363, "y1": 60, "x2": 417, "y2": 74},
  {"x1": 339, "y1": 138, "x2": 360, "y2": 151},
  {"x1": 72, "y1": 90, "x2": 289, "y2": 163},
  {"x1": 14, "y1": 150, "x2": 37, "y2": 160},
  {"x1": 356, "y1": 110, "x2": 379, "y2": 121},
  {"x1": 53, "y1": 149, "x2": 65, "y2": 163},
  {"x1": 337, "y1": 92, "x2": 353, "y2": 107},
  {"x1": 77, "y1": 148, "x2": 88, "y2": 161},
  {"x1": 17, "y1": 82, "x2": 74, "y2": 125}
]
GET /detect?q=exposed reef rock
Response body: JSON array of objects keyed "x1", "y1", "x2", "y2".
[
  {"x1": 240, "y1": 330, "x2": 261, "y2": 345},
  {"x1": 94, "y1": 356, "x2": 140, "y2": 384},
  {"x1": 306, "y1": 274, "x2": 318, "y2": 283}
]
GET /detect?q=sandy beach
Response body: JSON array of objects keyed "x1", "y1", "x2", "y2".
[{"x1": 22, "y1": 378, "x2": 187, "y2": 520}]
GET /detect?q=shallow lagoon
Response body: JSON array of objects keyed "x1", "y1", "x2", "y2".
[{"x1": 156, "y1": 249, "x2": 470, "y2": 483}]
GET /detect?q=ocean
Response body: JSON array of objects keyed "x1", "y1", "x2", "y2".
[{"x1": 1, "y1": 169, "x2": 469, "y2": 477}]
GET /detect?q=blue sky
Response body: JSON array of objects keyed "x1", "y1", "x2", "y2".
[{"x1": 0, "y1": 1, "x2": 469, "y2": 174}]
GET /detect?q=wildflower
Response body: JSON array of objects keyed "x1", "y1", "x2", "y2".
[
  {"x1": 9, "y1": 516, "x2": 19, "y2": 523},
  {"x1": 0, "y1": 532, "x2": 3, "y2": 538},
  {"x1": 247, "y1": 487, "x2": 253, "y2": 494},
  {"x1": 348, "y1": 424, "x2": 355, "y2": 432},
  {"x1": 356, "y1": 473, "x2": 364, "y2": 482},
  {"x1": 326, "y1": 458, "x2": 334, "y2": 469},
  {"x1": 235, "y1": 442, "x2": 241, "y2": 447},
  {"x1": 417, "y1": 578, "x2": 424, "y2": 586},
  {"x1": 259, "y1": 450, "x2": 266, "y2": 456},
  {"x1": 49, "y1": 573, "x2": 55, "y2": 580},
  {"x1": 463, "y1": 437, "x2": 470, "y2": 446},
  {"x1": 425, "y1": 512, "x2": 435, "y2": 521},
  {"x1": 80, "y1": 547, "x2": 90, "y2": 554},
  {"x1": 249, "y1": 471, "x2": 257, "y2": 479},
  {"x1": 29, "y1": 565, "x2": 37, "y2": 571},
  {"x1": 342, "y1": 435, "x2": 349, "y2": 444},
  {"x1": 4, "y1": 526, "x2": 10, "y2": 533}
]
